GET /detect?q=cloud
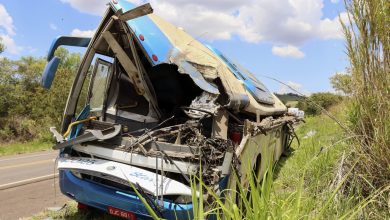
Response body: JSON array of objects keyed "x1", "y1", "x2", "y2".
[
  {"x1": 318, "y1": 12, "x2": 349, "y2": 39},
  {"x1": 0, "y1": 4, "x2": 23, "y2": 55},
  {"x1": 330, "y1": 0, "x2": 339, "y2": 3},
  {"x1": 145, "y1": 0, "x2": 347, "y2": 53},
  {"x1": 70, "y1": 28, "x2": 96, "y2": 37},
  {"x1": 50, "y1": 23, "x2": 58, "y2": 31},
  {"x1": 60, "y1": 0, "x2": 109, "y2": 15},
  {"x1": 272, "y1": 45, "x2": 305, "y2": 58},
  {"x1": 0, "y1": 4, "x2": 15, "y2": 35},
  {"x1": 62, "y1": 0, "x2": 347, "y2": 57},
  {"x1": 0, "y1": 34, "x2": 22, "y2": 55}
]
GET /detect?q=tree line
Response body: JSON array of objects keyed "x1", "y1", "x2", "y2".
[{"x1": 0, "y1": 47, "x2": 81, "y2": 142}]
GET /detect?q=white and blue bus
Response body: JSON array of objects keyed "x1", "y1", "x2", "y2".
[{"x1": 42, "y1": 1, "x2": 296, "y2": 219}]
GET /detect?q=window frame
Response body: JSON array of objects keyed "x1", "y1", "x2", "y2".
[{"x1": 87, "y1": 57, "x2": 113, "y2": 113}]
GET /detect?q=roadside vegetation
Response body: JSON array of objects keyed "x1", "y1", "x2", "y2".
[
  {"x1": 275, "y1": 91, "x2": 344, "y2": 117},
  {"x1": 0, "y1": 47, "x2": 80, "y2": 155},
  {"x1": 341, "y1": 0, "x2": 390, "y2": 212},
  {"x1": 297, "y1": 92, "x2": 343, "y2": 116},
  {"x1": 0, "y1": 140, "x2": 52, "y2": 156},
  {"x1": 28, "y1": 202, "x2": 116, "y2": 220}
]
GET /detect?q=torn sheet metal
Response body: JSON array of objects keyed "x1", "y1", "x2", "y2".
[
  {"x1": 185, "y1": 92, "x2": 219, "y2": 118},
  {"x1": 206, "y1": 45, "x2": 275, "y2": 105},
  {"x1": 170, "y1": 48, "x2": 219, "y2": 95}
]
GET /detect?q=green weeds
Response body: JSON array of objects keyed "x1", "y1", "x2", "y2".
[{"x1": 0, "y1": 140, "x2": 52, "y2": 156}]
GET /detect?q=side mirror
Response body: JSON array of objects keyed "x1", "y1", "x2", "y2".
[
  {"x1": 41, "y1": 36, "x2": 91, "y2": 89},
  {"x1": 41, "y1": 56, "x2": 60, "y2": 89}
]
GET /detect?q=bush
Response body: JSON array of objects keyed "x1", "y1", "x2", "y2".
[
  {"x1": 297, "y1": 92, "x2": 343, "y2": 116},
  {"x1": 0, "y1": 48, "x2": 80, "y2": 143}
]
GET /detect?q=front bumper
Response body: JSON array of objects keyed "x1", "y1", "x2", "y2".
[{"x1": 59, "y1": 170, "x2": 193, "y2": 220}]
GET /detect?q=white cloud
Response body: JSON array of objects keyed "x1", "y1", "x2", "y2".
[
  {"x1": 0, "y1": 4, "x2": 23, "y2": 55},
  {"x1": 50, "y1": 23, "x2": 58, "y2": 31},
  {"x1": 272, "y1": 45, "x2": 305, "y2": 58},
  {"x1": 147, "y1": 0, "x2": 347, "y2": 50},
  {"x1": 62, "y1": 0, "x2": 347, "y2": 57},
  {"x1": 70, "y1": 28, "x2": 96, "y2": 37},
  {"x1": 60, "y1": 0, "x2": 109, "y2": 16},
  {"x1": 0, "y1": 4, "x2": 15, "y2": 35},
  {"x1": 0, "y1": 34, "x2": 22, "y2": 55},
  {"x1": 237, "y1": 0, "x2": 331, "y2": 45},
  {"x1": 318, "y1": 12, "x2": 349, "y2": 39},
  {"x1": 330, "y1": 0, "x2": 339, "y2": 3}
]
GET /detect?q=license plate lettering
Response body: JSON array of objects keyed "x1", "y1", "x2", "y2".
[{"x1": 108, "y1": 206, "x2": 136, "y2": 220}]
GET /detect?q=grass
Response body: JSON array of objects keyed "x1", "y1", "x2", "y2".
[
  {"x1": 26, "y1": 201, "x2": 117, "y2": 220},
  {"x1": 342, "y1": 0, "x2": 390, "y2": 199},
  {"x1": 0, "y1": 140, "x2": 53, "y2": 156},
  {"x1": 268, "y1": 104, "x2": 356, "y2": 218}
]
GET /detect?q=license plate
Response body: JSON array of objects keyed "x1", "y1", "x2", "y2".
[{"x1": 108, "y1": 206, "x2": 136, "y2": 220}]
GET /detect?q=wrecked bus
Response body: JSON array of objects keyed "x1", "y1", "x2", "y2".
[{"x1": 42, "y1": 1, "x2": 298, "y2": 219}]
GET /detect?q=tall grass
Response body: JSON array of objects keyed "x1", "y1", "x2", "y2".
[
  {"x1": 342, "y1": 0, "x2": 390, "y2": 198},
  {"x1": 135, "y1": 107, "x2": 377, "y2": 219}
]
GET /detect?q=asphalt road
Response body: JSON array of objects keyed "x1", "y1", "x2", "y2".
[{"x1": 0, "y1": 150, "x2": 69, "y2": 220}]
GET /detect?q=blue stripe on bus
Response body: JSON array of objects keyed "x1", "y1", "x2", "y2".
[
  {"x1": 113, "y1": 0, "x2": 173, "y2": 65},
  {"x1": 206, "y1": 45, "x2": 275, "y2": 105}
]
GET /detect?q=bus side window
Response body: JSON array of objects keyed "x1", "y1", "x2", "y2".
[
  {"x1": 74, "y1": 68, "x2": 92, "y2": 117},
  {"x1": 89, "y1": 58, "x2": 112, "y2": 112}
]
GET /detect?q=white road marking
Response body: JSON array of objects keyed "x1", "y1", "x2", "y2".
[
  {"x1": 0, "y1": 159, "x2": 54, "y2": 170},
  {"x1": 0, "y1": 151, "x2": 57, "y2": 162},
  {"x1": 0, "y1": 173, "x2": 59, "y2": 190}
]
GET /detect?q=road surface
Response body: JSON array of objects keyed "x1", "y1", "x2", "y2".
[{"x1": 0, "y1": 150, "x2": 69, "y2": 220}]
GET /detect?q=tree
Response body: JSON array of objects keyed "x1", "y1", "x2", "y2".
[
  {"x1": 297, "y1": 92, "x2": 343, "y2": 116},
  {"x1": 0, "y1": 48, "x2": 81, "y2": 142},
  {"x1": 0, "y1": 37, "x2": 4, "y2": 54},
  {"x1": 329, "y1": 72, "x2": 352, "y2": 95}
]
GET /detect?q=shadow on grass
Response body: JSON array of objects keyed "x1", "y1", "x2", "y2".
[
  {"x1": 59, "y1": 209, "x2": 119, "y2": 220},
  {"x1": 273, "y1": 147, "x2": 295, "y2": 180},
  {"x1": 32, "y1": 202, "x2": 120, "y2": 220}
]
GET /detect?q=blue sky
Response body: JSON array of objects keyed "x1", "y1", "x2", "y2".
[{"x1": 0, "y1": 0, "x2": 348, "y2": 94}]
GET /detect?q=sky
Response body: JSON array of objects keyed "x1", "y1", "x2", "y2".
[{"x1": 0, "y1": 0, "x2": 349, "y2": 94}]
